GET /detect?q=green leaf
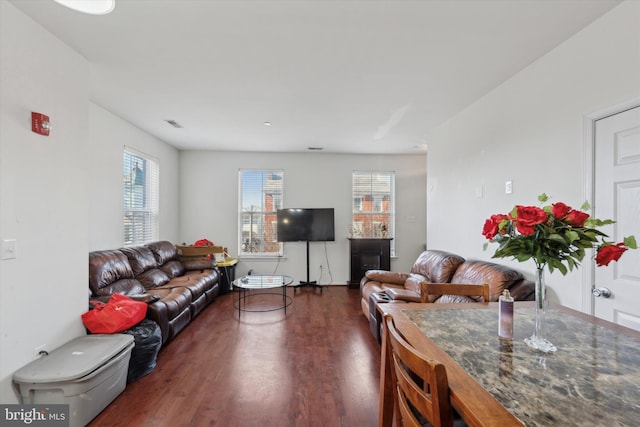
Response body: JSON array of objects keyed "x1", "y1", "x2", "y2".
[
  {"x1": 549, "y1": 259, "x2": 568, "y2": 275},
  {"x1": 585, "y1": 218, "x2": 615, "y2": 227},
  {"x1": 566, "y1": 230, "x2": 580, "y2": 243},
  {"x1": 483, "y1": 242, "x2": 489, "y2": 251},
  {"x1": 625, "y1": 235, "x2": 637, "y2": 249},
  {"x1": 548, "y1": 233, "x2": 566, "y2": 244},
  {"x1": 538, "y1": 193, "x2": 548, "y2": 203},
  {"x1": 580, "y1": 200, "x2": 591, "y2": 211},
  {"x1": 510, "y1": 206, "x2": 518, "y2": 218}
]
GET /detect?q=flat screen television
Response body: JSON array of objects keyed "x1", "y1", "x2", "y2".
[{"x1": 276, "y1": 208, "x2": 335, "y2": 242}]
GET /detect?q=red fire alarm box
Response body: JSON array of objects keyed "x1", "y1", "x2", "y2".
[{"x1": 31, "y1": 112, "x2": 51, "y2": 136}]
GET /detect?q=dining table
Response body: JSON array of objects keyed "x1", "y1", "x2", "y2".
[{"x1": 377, "y1": 301, "x2": 640, "y2": 427}]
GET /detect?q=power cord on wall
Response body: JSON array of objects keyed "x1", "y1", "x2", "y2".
[{"x1": 321, "y1": 242, "x2": 333, "y2": 285}]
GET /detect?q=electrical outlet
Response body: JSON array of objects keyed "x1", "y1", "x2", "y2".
[
  {"x1": 2, "y1": 239, "x2": 17, "y2": 260},
  {"x1": 33, "y1": 344, "x2": 47, "y2": 360}
]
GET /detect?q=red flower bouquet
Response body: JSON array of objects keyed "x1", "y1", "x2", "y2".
[
  {"x1": 482, "y1": 194, "x2": 636, "y2": 274},
  {"x1": 483, "y1": 194, "x2": 636, "y2": 353}
]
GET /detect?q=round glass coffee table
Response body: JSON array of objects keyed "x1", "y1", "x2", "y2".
[{"x1": 232, "y1": 274, "x2": 294, "y2": 315}]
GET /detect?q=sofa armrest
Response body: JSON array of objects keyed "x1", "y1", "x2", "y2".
[
  {"x1": 182, "y1": 259, "x2": 216, "y2": 271},
  {"x1": 365, "y1": 270, "x2": 409, "y2": 285},
  {"x1": 90, "y1": 293, "x2": 161, "y2": 305},
  {"x1": 384, "y1": 288, "x2": 421, "y2": 302},
  {"x1": 128, "y1": 293, "x2": 161, "y2": 304}
]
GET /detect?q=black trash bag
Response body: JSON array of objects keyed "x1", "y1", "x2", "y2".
[{"x1": 123, "y1": 319, "x2": 162, "y2": 383}]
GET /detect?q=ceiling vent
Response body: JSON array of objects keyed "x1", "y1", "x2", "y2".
[
  {"x1": 165, "y1": 119, "x2": 183, "y2": 128},
  {"x1": 308, "y1": 147, "x2": 324, "y2": 151}
]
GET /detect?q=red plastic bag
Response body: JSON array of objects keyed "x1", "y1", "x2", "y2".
[
  {"x1": 193, "y1": 238, "x2": 214, "y2": 247},
  {"x1": 82, "y1": 293, "x2": 148, "y2": 334}
]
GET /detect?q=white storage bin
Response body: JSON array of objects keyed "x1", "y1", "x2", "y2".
[{"x1": 13, "y1": 334, "x2": 135, "y2": 427}]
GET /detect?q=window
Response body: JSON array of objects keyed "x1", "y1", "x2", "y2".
[
  {"x1": 352, "y1": 171, "x2": 395, "y2": 254},
  {"x1": 123, "y1": 148, "x2": 159, "y2": 246},
  {"x1": 238, "y1": 169, "x2": 284, "y2": 256}
]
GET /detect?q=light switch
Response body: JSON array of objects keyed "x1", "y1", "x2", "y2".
[
  {"x1": 505, "y1": 180, "x2": 513, "y2": 194},
  {"x1": 2, "y1": 239, "x2": 17, "y2": 260}
]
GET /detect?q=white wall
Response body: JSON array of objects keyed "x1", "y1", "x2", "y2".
[
  {"x1": 426, "y1": 1, "x2": 640, "y2": 311},
  {"x1": 88, "y1": 103, "x2": 180, "y2": 251},
  {"x1": 179, "y1": 151, "x2": 427, "y2": 283},
  {"x1": 0, "y1": 3, "x2": 182, "y2": 403},
  {"x1": 0, "y1": 1, "x2": 89, "y2": 402}
]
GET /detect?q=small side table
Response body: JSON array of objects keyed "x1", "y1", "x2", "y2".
[{"x1": 216, "y1": 258, "x2": 238, "y2": 295}]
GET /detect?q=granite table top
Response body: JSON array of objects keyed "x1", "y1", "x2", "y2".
[{"x1": 403, "y1": 306, "x2": 640, "y2": 427}]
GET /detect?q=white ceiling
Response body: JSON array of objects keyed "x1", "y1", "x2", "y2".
[{"x1": 11, "y1": 0, "x2": 621, "y2": 154}]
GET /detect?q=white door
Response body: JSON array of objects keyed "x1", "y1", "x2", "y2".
[{"x1": 593, "y1": 106, "x2": 640, "y2": 329}]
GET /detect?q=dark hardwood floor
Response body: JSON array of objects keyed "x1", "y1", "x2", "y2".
[{"x1": 90, "y1": 285, "x2": 380, "y2": 427}]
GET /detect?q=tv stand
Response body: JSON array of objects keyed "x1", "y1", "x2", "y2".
[{"x1": 294, "y1": 240, "x2": 323, "y2": 291}]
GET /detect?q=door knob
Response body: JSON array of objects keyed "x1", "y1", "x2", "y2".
[{"x1": 592, "y1": 287, "x2": 612, "y2": 298}]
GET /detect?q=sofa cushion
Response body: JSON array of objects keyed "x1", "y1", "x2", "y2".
[
  {"x1": 450, "y1": 260, "x2": 523, "y2": 301},
  {"x1": 120, "y1": 246, "x2": 158, "y2": 275},
  {"x1": 89, "y1": 250, "x2": 146, "y2": 296},
  {"x1": 121, "y1": 246, "x2": 171, "y2": 289},
  {"x1": 145, "y1": 287, "x2": 193, "y2": 318},
  {"x1": 160, "y1": 260, "x2": 186, "y2": 279},
  {"x1": 411, "y1": 250, "x2": 465, "y2": 283},
  {"x1": 137, "y1": 269, "x2": 171, "y2": 289},
  {"x1": 435, "y1": 294, "x2": 478, "y2": 304},
  {"x1": 146, "y1": 241, "x2": 180, "y2": 265}
]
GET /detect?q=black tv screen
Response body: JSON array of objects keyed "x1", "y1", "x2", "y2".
[{"x1": 276, "y1": 208, "x2": 335, "y2": 242}]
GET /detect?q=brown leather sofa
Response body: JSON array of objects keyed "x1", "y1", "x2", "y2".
[
  {"x1": 360, "y1": 249, "x2": 534, "y2": 318},
  {"x1": 89, "y1": 240, "x2": 220, "y2": 344}
]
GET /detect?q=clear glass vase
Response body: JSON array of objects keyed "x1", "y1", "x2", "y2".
[{"x1": 524, "y1": 267, "x2": 557, "y2": 353}]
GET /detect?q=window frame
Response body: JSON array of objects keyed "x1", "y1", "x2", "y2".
[
  {"x1": 123, "y1": 147, "x2": 159, "y2": 246},
  {"x1": 238, "y1": 169, "x2": 284, "y2": 257},
  {"x1": 351, "y1": 170, "x2": 395, "y2": 256}
]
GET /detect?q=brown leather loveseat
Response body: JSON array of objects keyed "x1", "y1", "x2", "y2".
[
  {"x1": 89, "y1": 240, "x2": 220, "y2": 344},
  {"x1": 360, "y1": 249, "x2": 534, "y2": 318}
]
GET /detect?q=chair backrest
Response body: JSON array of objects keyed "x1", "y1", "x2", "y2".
[
  {"x1": 384, "y1": 314, "x2": 454, "y2": 427},
  {"x1": 420, "y1": 282, "x2": 490, "y2": 304}
]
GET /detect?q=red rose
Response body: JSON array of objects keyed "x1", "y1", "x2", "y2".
[
  {"x1": 564, "y1": 210, "x2": 590, "y2": 227},
  {"x1": 482, "y1": 214, "x2": 509, "y2": 240},
  {"x1": 596, "y1": 243, "x2": 627, "y2": 267},
  {"x1": 514, "y1": 205, "x2": 547, "y2": 236},
  {"x1": 551, "y1": 202, "x2": 571, "y2": 219}
]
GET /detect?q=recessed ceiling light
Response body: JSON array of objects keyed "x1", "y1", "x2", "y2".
[
  {"x1": 308, "y1": 147, "x2": 324, "y2": 151},
  {"x1": 263, "y1": 121, "x2": 272, "y2": 126},
  {"x1": 52, "y1": 0, "x2": 116, "y2": 15},
  {"x1": 165, "y1": 119, "x2": 183, "y2": 128}
]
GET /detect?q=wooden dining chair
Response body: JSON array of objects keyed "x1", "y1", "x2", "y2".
[
  {"x1": 420, "y1": 282, "x2": 490, "y2": 304},
  {"x1": 384, "y1": 314, "x2": 461, "y2": 427}
]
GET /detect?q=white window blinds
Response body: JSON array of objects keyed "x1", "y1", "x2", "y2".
[
  {"x1": 123, "y1": 148, "x2": 159, "y2": 246},
  {"x1": 238, "y1": 169, "x2": 284, "y2": 256},
  {"x1": 352, "y1": 171, "x2": 395, "y2": 254}
]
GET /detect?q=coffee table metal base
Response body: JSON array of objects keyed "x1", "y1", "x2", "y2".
[
  {"x1": 232, "y1": 275, "x2": 294, "y2": 316},
  {"x1": 235, "y1": 289, "x2": 292, "y2": 314}
]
